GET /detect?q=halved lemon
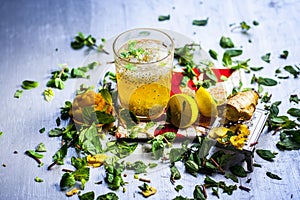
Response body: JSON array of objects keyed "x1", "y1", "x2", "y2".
[
  {"x1": 195, "y1": 86, "x2": 218, "y2": 117},
  {"x1": 166, "y1": 94, "x2": 199, "y2": 128}
]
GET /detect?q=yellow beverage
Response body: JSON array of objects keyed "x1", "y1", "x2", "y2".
[{"x1": 113, "y1": 30, "x2": 174, "y2": 120}]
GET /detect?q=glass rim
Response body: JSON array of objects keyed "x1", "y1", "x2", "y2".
[{"x1": 112, "y1": 28, "x2": 175, "y2": 65}]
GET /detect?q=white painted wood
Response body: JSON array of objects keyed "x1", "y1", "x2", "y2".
[{"x1": 0, "y1": 0, "x2": 299, "y2": 199}]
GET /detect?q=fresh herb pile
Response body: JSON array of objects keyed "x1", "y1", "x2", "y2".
[{"x1": 12, "y1": 15, "x2": 300, "y2": 200}]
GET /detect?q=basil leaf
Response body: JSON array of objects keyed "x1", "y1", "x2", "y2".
[
  {"x1": 208, "y1": 49, "x2": 218, "y2": 60},
  {"x1": 287, "y1": 108, "x2": 300, "y2": 117},
  {"x1": 229, "y1": 165, "x2": 247, "y2": 177},
  {"x1": 22, "y1": 80, "x2": 39, "y2": 90},
  {"x1": 175, "y1": 185, "x2": 183, "y2": 192},
  {"x1": 192, "y1": 18, "x2": 209, "y2": 26},
  {"x1": 266, "y1": 172, "x2": 282, "y2": 180},
  {"x1": 14, "y1": 89, "x2": 23, "y2": 98},
  {"x1": 261, "y1": 53, "x2": 271, "y2": 63},
  {"x1": 256, "y1": 149, "x2": 276, "y2": 161},
  {"x1": 224, "y1": 49, "x2": 243, "y2": 57},
  {"x1": 257, "y1": 77, "x2": 277, "y2": 86},
  {"x1": 276, "y1": 129, "x2": 300, "y2": 150},
  {"x1": 158, "y1": 15, "x2": 170, "y2": 21},
  {"x1": 220, "y1": 36, "x2": 235, "y2": 48}
]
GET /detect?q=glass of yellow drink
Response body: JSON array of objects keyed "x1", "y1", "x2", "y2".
[{"x1": 113, "y1": 28, "x2": 174, "y2": 121}]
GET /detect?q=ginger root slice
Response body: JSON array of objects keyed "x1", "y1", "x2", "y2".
[{"x1": 217, "y1": 90, "x2": 259, "y2": 122}]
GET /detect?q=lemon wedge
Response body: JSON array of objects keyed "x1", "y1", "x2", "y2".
[
  {"x1": 166, "y1": 94, "x2": 199, "y2": 128},
  {"x1": 195, "y1": 86, "x2": 218, "y2": 117}
]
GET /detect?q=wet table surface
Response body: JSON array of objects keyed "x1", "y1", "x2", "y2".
[{"x1": 0, "y1": 0, "x2": 300, "y2": 199}]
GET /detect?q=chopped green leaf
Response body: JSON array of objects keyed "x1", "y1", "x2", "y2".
[
  {"x1": 43, "y1": 88, "x2": 54, "y2": 102},
  {"x1": 192, "y1": 18, "x2": 209, "y2": 26},
  {"x1": 240, "y1": 21, "x2": 251, "y2": 31},
  {"x1": 193, "y1": 185, "x2": 206, "y2": 200},
  {"x1": 21, "y1": 80, "x2": 39, "y2": 90},
  {"x1": 158, "y1": 15, "x2": 170, "y2": 21},
  {"x1": 222, "y1": 52, "x2": 232, "y2": 67},
  {"x1": 256, "y1": 149, "x2": 276, "y2": 161},
  {"x1": 35, "y1": 143, "x2": 46, "y2": 152},
  {"x1": 39, "y1": 127, "x2": 45, "y2": 134},
  {"x1": 34, "y1": 176, "x2": 44, "y2": 183},
  {"x1": 250, "y1": 66, "x2": 264, "y2": 71},
  {"x1": 220, "y1": 36, "x2": 235, "y2": 48},
  {"x1": 25, "y1": 150, "x2": 44, "y2": 159},
  {"x1": 290, "y1": 94, "x2": 299, "y2": 104},
  {"x1": 148, "y1": 163, "x2": 158, "y2": 168},
  {"x1": 175, "y1": 185, "x2": 183, "y2": 192},
  {"x1": 253, "y1": 20, "x2": 259, "y2": 26},
  {"x1": 279, "y1": 50, "x2": 289, "y2": 59},
  {"x1": 261, "y1": 53, "x2": 271, "y2": 63},
  {"x1": 208, "y1": 49, "x2": 218, "y2": 60},
  {"x1": 276, "y1": 129, "x2": 300, "y2": 150},
  {"x1": 79, "y1": 191, "x2": 95, "y2": 200},
  {"x1": 170, "y1": 165, "x2": 181, "y2": 181},
  {"x1": 126, "y1": 160, "x2": 147, "y2": 174},
  {"x1": 266, "y1": 172, "x2": 282, "y2": 180},
  {"x1": 14, "y1": 89, "x2": 23, "y2": 98}
]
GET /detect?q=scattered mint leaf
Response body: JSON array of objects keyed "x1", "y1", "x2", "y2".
[
  {"x1": 34, "y1": 176, "x2": 44, "y2": 183},
  {"x1": 250, "y1": 66, "x2": 264, "y2": 71},
  {"x1": 14, "y1": 89, "x2": 23, "y2": 98},
  {"x1": 52, "y1": 144, "x2": 68, "y2": 165},
  {"x1": 170, "y1": 165, "x2": 181, "y2": 181},
  {"x1": 79, "y1": 191, "x2": 95, "y2": 200},
  {"x1": 229, "y1": 165, "x2": 247, "y2": 177},
  {"x1": 290, "y1": 94, "x2": 299, "y2": 104},
  {"x1": 220, "y1": 36, "x2": 235, "y2": 48},
  {"x1": 35, "y1": 143, "x2": 46, "y2": 152},
  {"x1": 283, "y1": 65, "x2": 299, "y2": 78},
  {"x1": 253, "y1": 20, "x2": 259, "y2": 26},
  {"x1": 266, "y1": 172, "x2": 282, "y2": 180},
  {"x1": 193, "y1": 185, "x2": 206, "y2": 200},
  {"x1": 240, "y1": 21, "x2": 251, "y2": 31},
  {"x1": 256, "y1": 149, "x2": 277, "y2": 161},
  {"x1": 192, "y1": 18, "x2": 209, "y2": 26},
  {"x1": 225, "y1": 173, "x2": 238, "y2": 183},
  {"x1": 0, "y1": 132, "x2": 3, "y2": 137},
  {"x1": 261, "y1": 53, "x2": 271, "y2": 63},
  {"x1": 279, "y1": 50, "x2": 289, "y2": 59},
  {"x1": 25, "y1": 150, "x2": 44, "y2": 159},
  {"x1": 224, "y1": 49, "x2": 243, "y2": 57},
  {"x1": 208, "y1": 49, "x2": 218, "y2": 60},
  {"x1": 175, "y1": 185, "x2": 183, "y2": 192},
  {"x1": 158, "y1": 15, "x2": 170, "y2": 21},
  {"x1": 39, "y1": 127, "x2": 45, "y2": 134},
  {"x1": 96, "y1": 192, "x2": 119, "y2": 200},
  {"x1": 287, "y1": 108, "x2": 300, "y2": 117},
  {"x1": 22, "y1": 80, "x2": 39, "y2": 90},
  {"x1": 148, "y1": 163, "x2": 158, "y2": 168},
  {"x1": 43, "y1": 88, "x2": 54, "y2": 102},
  {"x1": 257, "y1": 77, "x2": 278, "y2": 86},
  {"x1": 222, "y1": 52, "x2": 232, "y2": 67},
  {"x1": 126, "y1": 160, "x2": 147, "y2": 174},
  {"x1": 276, "y1": 129, "x2": 300, "y2": 150},
  {"x1": 60, "y1": 172, "x2": 76, "y2": 191}
]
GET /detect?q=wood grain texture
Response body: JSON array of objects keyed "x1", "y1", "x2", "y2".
[{"x1": 0, "y1": 0, "x2": 299, "y2": 199}]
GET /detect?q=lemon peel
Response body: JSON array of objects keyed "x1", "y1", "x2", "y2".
[
  {"x1": 166, "y1": 94, "x2": 199, "y2": 128},
  {"x1": 195, "y1": 86, "x2": 218, "y2": 117}
]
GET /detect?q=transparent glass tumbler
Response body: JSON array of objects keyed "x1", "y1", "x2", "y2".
[{"x1": 113, "y1": 28, "x2": 175, "y2": 121}]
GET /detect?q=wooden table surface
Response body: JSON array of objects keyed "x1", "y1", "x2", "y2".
[{"x1": 0, "y1": 0, "x2": 300, "y2": 199}]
